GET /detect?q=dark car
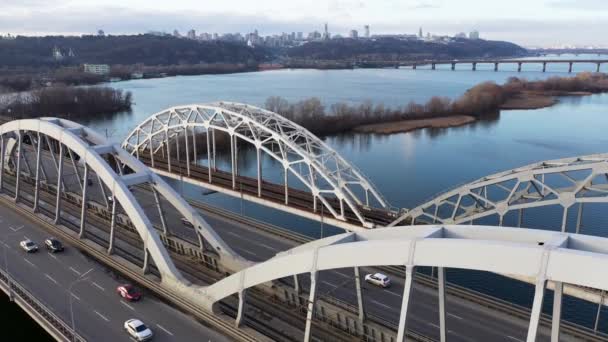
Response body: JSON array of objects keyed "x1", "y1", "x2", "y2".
[
  {"x1": 44, "y1": 237, "x2": 64, "y2": 253},
  {"x1": 117, "y1": 284, "x2": 142, "y2": 301}
]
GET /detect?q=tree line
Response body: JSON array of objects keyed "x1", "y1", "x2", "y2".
[{"x1": 265, "y1": 72, "x2": 608, "y2": 136}]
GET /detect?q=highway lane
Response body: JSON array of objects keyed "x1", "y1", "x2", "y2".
[
  {"x1": 0, "y1": 202, "x2": 230, "y2": 342},
  {"x1": 20, "y1": 143, "x2": 559, "y2": 341}
]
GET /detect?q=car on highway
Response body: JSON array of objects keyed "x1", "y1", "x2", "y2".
[
  {"x1": 124, "y1": 319, "x2": 153, "y2": 341},
  {"x1": 44, "y1": 237, "x2": 64, "y2": 253},
  {"x1": 117, "y1": 284, "x2": 142, "y2": 301},
  {"x1": 364, "y1": 272, "x2": 391, "y2": 288},
  {"x1": 181, "y1": 217, "x2": 193, "y2": 227},
  {"x1": 19, "y1": 239, "x2": 39, "y2": 253}
]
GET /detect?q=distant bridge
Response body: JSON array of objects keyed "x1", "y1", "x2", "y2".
[{"x1": 409, "y1": 59, "x2": 608, "y2": 72}]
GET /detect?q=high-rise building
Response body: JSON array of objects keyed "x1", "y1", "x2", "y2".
[
  {"x1": 419, "y1": 27, "x2": 423, "y2": 38},
  {"x1": 323, "y1": 23, "x2": 330, "y2": 40},
  {"x1": 364, "y1": 25, "x2": 370, "y2": 38},
  {"x1": 469, "y1": 30, "x2": 480, "y2": 40},
  {"x1": 173, "y1": 29, "x2": 181, "y2": 38},
  {"x1": 187, "y1": 29, "x2": 196, "y2": 39},
  {"x1": 349, "y1": 30, "x2": 358, "y2": 39}
]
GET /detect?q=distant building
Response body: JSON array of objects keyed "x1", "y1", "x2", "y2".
[
  {"x1": 455, "y1": 32, "x2": 467, "y2": 39},
  {"x1": 469, "y1": 30, "x2": 480, "y2": 40},
  {"x1": 83, "y1": 64, "x2": 110, "y2": 75},
  {"x1": 349, "y1": 30, "x2": 358, "y2": 39},
  {"x1": 297, "y1": 32, "x2": 303, "y2": 40},
  {"x1": 187, "y1": 29, "x2": 196, "y2": 39},
  {"x1": 52, "y1": 46, "x2": 63, "y2": 61},
  {"x1": 67, "y1": 48, "x2": 76, "y2": 58},
  {"x1": 364, "y1": 25, "x2": 370, "y2": 38},
  {"x1": 323, "y1": 23, "x2": 330, "y2": 40},
  {"x1": 97, "y1": 29, "x2": 105, "y2": 36},
  {"x1": 419, "y1": 27, "x2": 423, "y2": 38},
  {"x1": 173, "y1": 29, "x2": 181, "y2": 38}
]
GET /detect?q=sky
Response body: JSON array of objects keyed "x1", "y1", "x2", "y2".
[{"x1": 1, "y1": 0, "x2": 607, "y2": 47}]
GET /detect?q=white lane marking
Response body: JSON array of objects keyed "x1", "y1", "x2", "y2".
[
  {"x1": 428, "y1": 322, "x2": 440, "y2": 329},
  {"x1": 240, "y1": 249, "x2": 258, "y2": 258},
  {"x1": 507, "y1": 336, "x2": 524, "y2": 342},
  {"x1": 48, "y1": 253, "x2": 58, "y2": 260},
  {"x1": 155, "y1": 324, "x2": 174, "y2": 336},
  {"x1": 258, "y1": 243, "x2": 278, "y2": 252},
  {"x1": 94, "y1": 310, "x2": 110, "y2": 322},
  {"x1": 23, "y1": 236, "x2": 30, "y2": 240},
  {"x1": 448, "y1": 313, "x2": 463, "y2": 320},
  {"x1": 120, "y1": 301, "x2": 135, "y2": 311},
  {"x1": 370, "y1": 299, "x2": 394, "y2": 310},
  {"x1": 383, "y1": 290, "x2": 401, "y2": 298},
  {"x1": 71, "y1": 293, "x2": 81, "y2": 301},
  {"x1": 10, "y1": 225, "x2": 23, "y2": 232},
  {"x1": 23, "y1": 258, "x2": 37, "y2": 268},
  {"x1": 69, "y1": 267, "x2": 81, "y2": 275},
  {"x1": 226, "y1": 231, "x2": 241, "y2": 238},
  {"x1": 334, "y1": 271, "x2": 351, "y2": 278},
  {"x1": 92, "y1": 282, "x2": 105, "y2": 291},
  {"x1": 45, "y1": 274, "x2": 59, "y2": 285},
  {"x1": 321, "y1": 281, "x2": 338, "y2": 288}
]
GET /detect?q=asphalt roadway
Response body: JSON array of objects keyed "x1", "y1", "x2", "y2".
[{"x1": 0, "y1": 202, "x2": 230, "y2": 342}]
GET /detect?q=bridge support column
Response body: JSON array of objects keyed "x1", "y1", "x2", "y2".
[
  {"x1": 397, "y1": 265, "x2": 415, "y2": 342},
  {"x1": 236, "y1": 290, "x2": 247, "y2": 328},
  {"x1": 284, "y1": 167, "x2": 289, "y2": 205},
  {"x1": 166, "y1": 130, "x2": 172, "y2": 173},
  {"x1": 152, "y1": 186, "x2": 169, "y2": 235},
  {"x1": 206, "y1": 129, "x2": 212, "y2": 183},
  {"x1": 597, "y1": 63, "x2": 601, "y2": 73},
  {"x1": 14, "y1": 131, "x2": 21, "y2": 202},
  {"x1": 526, "y1": 278, "x2": 547, "y2": 342},
  {"x1": 33, "y1": 132, "x2": 42, "y2": 212},
  {"x1": 149, "y1": 141, "x2": 155, "y2": 168},
  {"x1": 0, "y1": 135, "x2": 4, "y2": 192},
  {"x1": 451, "y1": 62, "x2": 455, "y2": 71},
  {"x1": 175, "y1": 132, "x2": 181, "y2": 163},
  {"x1": 560, "y1": 206, "x2": 569, "y2": 232},
  {"x1": 230, "y1": 134, "x2": 236, "y2": 190},
  {"x1": 576, "y1": 203, "x2": 584, "y2": 234},
  {"x1": 494, "y1": 62, "x2": 499, "y2": 72},
  {"x1": 293, "y1": 274, "x2": 300, "y2": 294},
  {"x1": 191, "y1": 127, "x2": 197, "y2": 167},
  {"x1": 54, "y1": 143, "x2": 64, "y2": 224},
  {"x1": 472, "y1": 62, "x2": 477, "y2": 71},
  {"x1": 304, "y1": 271, "x2": 318, "y2": 342},
  {"x1": 107, "y1": 196, "x2": 117, "y2": 255},
  {"x1": 256, "y1": 148, "x2": 262, "y2": 197},
  {"x1": 212, "y1": 129, "x2": 217, "y2": 171},
  {"x1": 518, "y1": 62, "x2": 522, "y2": 72},
  {"x1": 184, "y1": 126, "x2": 191, "y2": 177},
  {"x1": 438, "y1": 267, "x2": 447, "y2": 342},
  {"x1": 431, "y1": 63, "x2": 436, "y2": 70},
  {"x1": 568, "y1": 62, "x2": 573, "y2": 73},
  {"x1": 412, "y1": 64, "x2": 417, "y2": 70},
  {"x1": 79, "y1": 165, "x2": 89, "y2": 238},
  {"x1": 543, "y1": 62, "x2": 547, "y2": 72},
  {"x1": 551, "y1": 281, "x2": 563, "y2": 342},
  {"x1": 98, "y1": 174, "x2": 110, "y2": 209},
  {"x1": 142, "y1": 248, "x2": 150, "y2": 274},
  {"x1": 354, "y1": 267, "x2": 366, "y2": 322},
  {"x1": 518, "y1": 208, "x2": 523, "y2": 227}
]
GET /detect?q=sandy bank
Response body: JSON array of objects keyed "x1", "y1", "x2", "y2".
[{"x1": 353, "y1": 115, "x2": 477, "y2": 134}]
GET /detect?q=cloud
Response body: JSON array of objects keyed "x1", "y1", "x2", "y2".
[
  {"x1": 547, "y1": 0, "x2": 608, "y2": 10},
  {"x1": 408, "y1": 2, "x2": 441, "y2": 10}
]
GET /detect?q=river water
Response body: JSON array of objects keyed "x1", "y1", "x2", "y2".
[{"x1": 7, "y1": 54, "x2": 608, "y2": 335}]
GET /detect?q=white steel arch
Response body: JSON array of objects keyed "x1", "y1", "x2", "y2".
[
  {"x1": 203, "y1": 225, "x2": 608, "y2": 342},
  {"x1": 389, "y1": 153, "x2": 608, "y2": 229},
  {"x1": 0, "y1": 118, "x2": 248, "y2": 283},
  {"x1": 122, "y1": 102, "x2": 390, "y2": 228}
]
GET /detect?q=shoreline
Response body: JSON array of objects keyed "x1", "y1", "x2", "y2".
[{"x1": 352, "y1": 90, "x2": 597, "y2": 135}]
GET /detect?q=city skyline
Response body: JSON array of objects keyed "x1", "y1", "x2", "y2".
[{"x1": 1, "y1": 0, "x2": 607, "y2": 47}]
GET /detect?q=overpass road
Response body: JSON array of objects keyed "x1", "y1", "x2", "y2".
[{"x1": 0, "y1": 202, "x2": 230, "y2": 342}]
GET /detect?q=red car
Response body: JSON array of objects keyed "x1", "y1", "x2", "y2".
[{"x1": 116, "y1": 284, "x2": 142, "y2": 301}]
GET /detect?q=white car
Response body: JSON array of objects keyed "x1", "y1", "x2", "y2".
[
  {"x1": 124, "y1": 319, "x2": 153, "y2": 341},
  {"x1": 364, "y1": 273, "x2": 391, "y2": 288},
  {"x1": 19, "y1": 239, "x2": 39, "y2": 253}
]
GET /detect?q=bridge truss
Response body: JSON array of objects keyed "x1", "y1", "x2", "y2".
[
  {"x1": 0, "y1": 118, "x2": 248, "y2": 286},
  {"x1": 122, "y1": 103, "x2": 392, "y2": 229},
  {"x1": 205, "y1": 225, "x2": 608, "y2": 342},
  {"x1": 390, "y1": 154, "x2": 608, "y2": 231}
]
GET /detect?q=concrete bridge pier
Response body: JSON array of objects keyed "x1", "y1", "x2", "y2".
[
  {"x1": 597, "y1": 63, "x2": 602, "y2": 73},
  {"x1": 432, "y1": 63, "x2": 436, "y2": 70},
  {"x1": 542, "y1": 62, "x2": 547, "y2": 73},
  {"x1": 568, "y1": 62, "x2": 573, "y2": 73},
  {"x1": 472, "y1": 62, "x2": 477, "y2": 71},
  {"x1": 517, "y1": 62, "x2": 522, "y2": 72},
  {"x1": 494, "y1": 62, "x2": 499, "y2": 72},
  {"x1": 412, "y1": 64, "x2": 417, "y2": 70},
  {"x1": 451, "y1": 62, "x2": 456, "y2": 71}
]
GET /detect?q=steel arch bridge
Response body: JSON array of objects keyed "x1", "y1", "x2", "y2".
[
  {"x1": 204, "y1": 225, "x2": 608, "y2": 342},
  {"x1": 0, "y1": 118, "x2": 249, "y2": 287},
  {"x1": 122, "y1": 103, "x2": 396, "y2": 231},
  {"x1": 389, "y1": 154, "x2": 608, "y2": 230}
]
